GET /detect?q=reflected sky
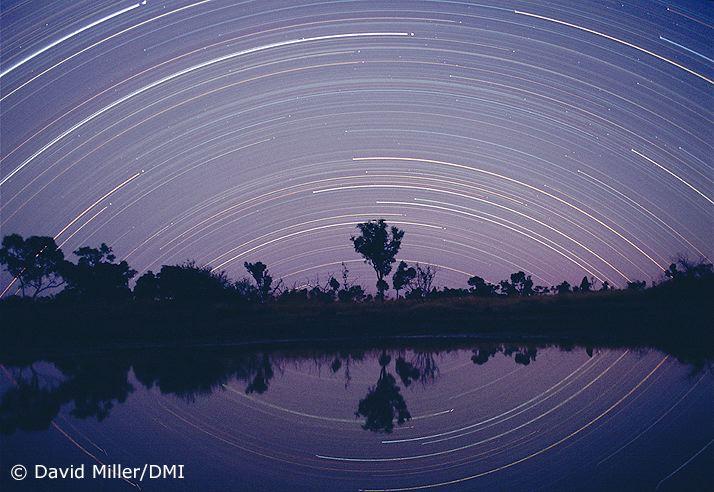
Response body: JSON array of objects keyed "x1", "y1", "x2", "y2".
[{"x1": 1, "y1": 342, "x2": 712, "y2": 490}]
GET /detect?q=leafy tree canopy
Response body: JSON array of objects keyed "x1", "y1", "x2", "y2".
[
  {"x1": 0, "y1": 234, "x2": 65, "y2": 298},
  {"x1": 351, "y1": 220, "x2": 404, "y2": 300}
]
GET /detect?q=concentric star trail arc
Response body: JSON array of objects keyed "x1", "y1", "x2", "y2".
[{"x1": 1, "y1": 0, "x2": 711, "y2": 293}]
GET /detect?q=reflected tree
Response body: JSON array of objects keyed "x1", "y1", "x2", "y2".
[
  {"x1": 471, "y1": 344, "x2": 538, "y2": 366},
  {"x1": 471, "y1": 345, "x2": 501, "y2": 365},
  {"x1": 244, "y1": 353, "x2": 275, "y2": 394},
  {"x1": 412, "y1": 352, "x2": 439, "y2": 384},
  {"x1": 1, "y1": 341, "x2": 711, "y2": 438},
  {"x1": 355, "y1": 352, "x2": 411, "y2": 433},
  {"x1": 394, "y1": 357, "x2": 420, "y2": 387},
  {"x1": 0, "y1": 357, "x2": 133, "y2": 434},
  {"x1": 0, "y1": 379, "x2": 61, "y2": 434},
  {"x1": 56, "y1": 358, "x2": 133, "y2": 420},
  {"x1": 133, "y1": 350, "x2": 235, "y2": 400}
]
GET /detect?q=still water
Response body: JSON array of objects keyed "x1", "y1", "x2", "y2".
[{"x1": 1, "y1": 341, "x2": 712, "y2": 491}]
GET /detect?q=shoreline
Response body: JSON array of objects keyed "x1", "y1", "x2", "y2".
[{"x1": 2, "y1": 278, "x2": 710, "y2": 362}]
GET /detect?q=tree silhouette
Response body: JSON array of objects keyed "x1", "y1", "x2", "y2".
[
  {"x1": 664, "y1": 263, "x2": 680, "y2": 280},
  {"x1": 329, "y1": 276, "x2": 340, "y2": 294},
  {"x1": 56, "y1": 358, "x2": 133, "y2": 421},
  {"x1": 355, "y1": 352, "x2": 411, "y2": 433},
  {"x1": 471, "y1": 344, "x2": 538, "y2": 366},
  {"x1": 467, "y1": 275, "x2": 497, "y2": 297},
  {"x1": 392, "y1": 261, "x2": 416, "y2": 298},
  {"x1": 534, "y1": 285, "x2": 550, "y2": 295},
  {"x1": 579, "y1": 276, "x2": 593, "y2": 293},
  {"x1": 513, "y1": 347, "x2": 538, "y2": 365},
  {"x1": 406, "y1": 263, "x2": 437, "y2": 299},
  {"x1": 244, "y1": 353, "x2": 275, "y2": 394},
  {"x1": 339, "y1": 262, "x2": 351, "y2": 290},
  {"x1": 351, "y1": 220, "x2": 404, "y2": 300},
  {"x1": 411, "y1": 352, "x2": 439, "y2": 384},
  {"x1": 63, "y1": 243, "x2": 136, "y2": 300},
  {"x1": 471, "y1": 345, "x2": 500, "y2": 365},
  {"x1": 499, "y1": 279, "x2": 518, "y2": 297},
  {"x1": 626, "y1": 280, "x2": 646, "y2": 290},
  {"x1": 244, "y1": 261, "x2": 273, "y2": 303},
  {"x1": 0, "y1": 234, "x2": 66, "y2": 298},
  {"x1": 133, "y1": 270, "x2": 159, "y2": 301},
  {"x1": 509, "y1": 271, "x2": 534, "y2": 296},
  {"x1": 336, "y1": 262, "x2": 365, "y2": 302},
  {"x1": 394, "y1": 357, "x2": 420, "y2": 387},
  {"x1": 0, "y1": 379, "x2": 61, "y2": 434},
  {"x1": 133, "y1": 350, "x2": 235, "y2": 400},
  {"x1": 339, "y1": 285, "x2": 365, "y2": 303},
  {"x1": 554, "y1": 280, "x2": 571, "y2": 295},
  {"x1": 309, "y1": 284, "x2": 334, "y2": 303},
  {"x1": 152, "y1": 262, "x2": 232, "y2": 302},
  {"x1": 664, "y1": 256, "x2": 713, "y2": 281},
  {"x1": 0, "y1": 357, "x2": 133, "y2": 434},
  {"x1": 234, "y1": 278, "x2": 258, "y2": 301}
]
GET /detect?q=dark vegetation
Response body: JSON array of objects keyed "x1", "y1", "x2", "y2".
[
  {"x1": 1, "y1": 219, "x2": 712, "y2": 354},
  {"x1": 0, "y1": 339, "x2": 710, "y2": 436},
  {"x1": 0, "y1": 343, "x2": 549, "y2": 435}
]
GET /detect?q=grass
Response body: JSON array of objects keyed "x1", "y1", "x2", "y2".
[{"x1": 1, "y1": 276, "x2": 711, "y2": 359}]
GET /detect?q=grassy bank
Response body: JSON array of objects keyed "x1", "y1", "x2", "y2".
[{"x1": 2, "y1": 277, "x2": 711, "y2": 357}]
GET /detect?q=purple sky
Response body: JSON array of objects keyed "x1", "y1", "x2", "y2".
[{"x1": 1, "y1": 0, "x2": 712, "y2": 292}]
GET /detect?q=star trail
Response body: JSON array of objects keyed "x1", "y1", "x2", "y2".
[
  {"x1": 1, "y1": 0, "x2": 712, "y2": 292},
  {"x1": 4, "y1": 346, "x2": 712, "y2": 490}
]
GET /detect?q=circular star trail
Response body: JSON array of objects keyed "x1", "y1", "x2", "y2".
[
  {"x1": 3, "y1": 346, "x2": 712, "y2": 490},
  {"x1": 1, "y1": 0, "x2": 712, "y2": 291}
]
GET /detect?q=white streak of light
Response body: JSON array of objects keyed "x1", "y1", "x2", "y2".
[
  {"x1": 631, "y1": 149, "x2": 713, "y2": 206},
  {"x1": 514, "y1": 10, "x2": 713, "y2": 85},
  {"x1": 0, "y1": 3, "x2": 142, "y2": 78}
]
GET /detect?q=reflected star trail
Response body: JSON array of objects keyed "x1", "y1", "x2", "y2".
[
  {"x1": 1, "y1": 0, "x2": 712, "y2": 292},
  {"x1": 2, "y1": 345, "x2": 712, "y2": 490}
]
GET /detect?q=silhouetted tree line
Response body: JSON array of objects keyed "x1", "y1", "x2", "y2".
[{"x1": 1, "y1": 220, "x2": 712, "y2": 305}]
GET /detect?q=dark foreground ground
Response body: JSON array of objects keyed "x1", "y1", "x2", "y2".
[{"x1": 2, "y1": 277, "x2": 711, "y2": 366}]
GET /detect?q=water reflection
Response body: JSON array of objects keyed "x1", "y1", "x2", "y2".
[
  {"x1": 2, "y1": 339, "x2": 711, "y2": 438},
  {"x1": 355, "y1": 352, "x2": 411, "y2": 433},
  {"x1": 0, "y1": 357, "x2": 133, "y2": 434},
  {"x1": 471, "y1": 344, "x2": 539, "y2": 365}
]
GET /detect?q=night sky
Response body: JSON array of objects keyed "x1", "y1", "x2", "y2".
[{"x1": 1, "y1": 0, "x2": 712, "y2": 293}]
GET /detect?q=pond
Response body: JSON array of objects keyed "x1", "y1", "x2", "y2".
[{"x1": 1, "y1": 341, "x2": 712, "y2": 490}]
